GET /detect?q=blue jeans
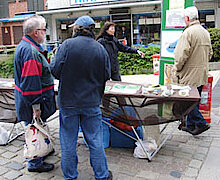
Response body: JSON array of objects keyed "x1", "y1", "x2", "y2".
[
  {"x1": 187, "y1": 85, "x2": 208, "y2": 130},
  {"x1": 59, "y1": 106, "x2": 109, "y2": 180},
  {"x1": 24, "y1": 121, "x2": 44, "y2": 169}
]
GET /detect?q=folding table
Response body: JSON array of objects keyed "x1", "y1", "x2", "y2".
[{"x1": 101, "y1": 81, "x2": 200, "y2": 161}]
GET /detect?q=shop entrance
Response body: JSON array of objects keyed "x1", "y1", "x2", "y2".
[
  {"x1": 111, "y1": 7, "x2": 132, "y2": 46},
  {"x1": 114, "y1": 21, "x2": 131, "y2": 46}
]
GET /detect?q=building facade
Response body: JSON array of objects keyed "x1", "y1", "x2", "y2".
[
  {"x1": 37, "y1": 0, "x2": 220, "y2": 47},
  {"x1": 0, "y1": 0, "x2": 219, "y2": 46},
  {"x1": 0, "y1": 0, "x2": 47, "y2": 45}
]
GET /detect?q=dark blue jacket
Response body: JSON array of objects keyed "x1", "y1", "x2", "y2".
[
  {"x1": 14, "y1": 36, "x2": 56, "y2": 122},
  {"x1": 97, "y1": 34, "x2": 137, "y2": 74},
  {"x1": 50, "y1": 34, "x2": 111, "y2": 108}
]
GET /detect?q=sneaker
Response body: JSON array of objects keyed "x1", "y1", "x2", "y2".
[
  {"x1": 28, "y1": 162, "x2": 54, "y2": 172},
  {"x1": 108, "y1": 170, "x2": 113, "y2": 180}
]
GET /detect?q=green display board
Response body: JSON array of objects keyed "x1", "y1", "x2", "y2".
[{"x1": 159, "y1": 0, "x2": 194, "y2": 85}]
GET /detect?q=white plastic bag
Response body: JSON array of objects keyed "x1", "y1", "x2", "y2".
[
  {"x1": 133, "y1": 137, "x2": 157, "y2": 159},
  {"x1": 0, "y1": 126, "x2": 9, "y2": 145},
  {"x1": 24, "y1": 118, "x2": 54, "y2": 159}
]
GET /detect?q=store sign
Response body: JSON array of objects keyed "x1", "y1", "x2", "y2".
[{"x1": 70, "y1": 0, "x2": 116, "y2": 5}]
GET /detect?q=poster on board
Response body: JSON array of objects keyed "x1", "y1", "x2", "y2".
[
  {"x1": 166, "y1": 9, "x2": 186, "y2": 28},
  {"x1": 161, "y1": 31, "x2": 183, "y2": 58}
]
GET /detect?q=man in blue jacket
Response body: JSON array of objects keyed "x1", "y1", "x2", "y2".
[
  {"x1": 14, "y1": 15, "x2": 56, "y2": 172},
  {"x1": 51, "y1": 16, "x2": 112, "y2": 180}
]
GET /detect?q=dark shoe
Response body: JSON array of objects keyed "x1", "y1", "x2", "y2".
[
  {"x1": 181, "y1": 126, "x2": 195, "y2": 135},
  {"x1": 191, "y1": 124, "x2": 210, "y2": 135},
  {"x1": 28, "y1": 162, "x2": 54, "y2": 172},
  {"x1": 107, "y1": 170, "x2": 113, "y2": 180}
]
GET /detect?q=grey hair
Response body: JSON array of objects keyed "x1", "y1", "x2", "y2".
[
  {"x1": 72, "y1": 24, "x2": 95, "y2": 38},
  {"x1": 184, "y1": 6, "x2": 199, "y2": 21},
  {"x1": 23, "y1": 15, "x2": 46, "y2": 35}
]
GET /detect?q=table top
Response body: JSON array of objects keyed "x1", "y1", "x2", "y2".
[
  {"x1": 0, "y1": 78, "x2": 200, "y2": 102},
  {"x1": 105, "y1": 81, "x2": 200, "y2": 102}
]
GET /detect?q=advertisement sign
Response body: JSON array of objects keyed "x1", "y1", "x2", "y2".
[{"x1": 161, "y1": 31, "x2": 182, "y2": 58}]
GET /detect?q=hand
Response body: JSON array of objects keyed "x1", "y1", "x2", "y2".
[
  {"x1": 137, "y1": 50, "x2": 145, "y2": 58},
  {"x1": 33, "y1": 109, "x2": 41, "y2": 119}
]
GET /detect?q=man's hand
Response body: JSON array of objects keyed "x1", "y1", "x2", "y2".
[
  {"x1": 137, "y1": 50, "x2": 145, "y2": 58},
  {"x1": 33, "y1": 109, "x2": 41, "y2": 119}
]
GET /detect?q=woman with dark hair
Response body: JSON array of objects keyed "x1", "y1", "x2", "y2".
[{"x1": 97, "y1": 22, "x2": 144, "y2": 81}]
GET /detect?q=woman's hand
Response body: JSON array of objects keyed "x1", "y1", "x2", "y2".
[{"x1": 137, "y1": 50, "x2": 145, "y2": 58}]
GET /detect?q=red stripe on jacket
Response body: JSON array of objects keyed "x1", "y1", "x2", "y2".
[
  {"x1": 15, "y1": 84, "x2": 54, "y2": 95},
  {"x1": 21, "y1": 59, "x2": 42, "y2": 77}
]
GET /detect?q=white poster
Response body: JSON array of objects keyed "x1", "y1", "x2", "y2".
[
  {"x1": 161, "y1": 31, "x2": 183, "y2": 58},
  {"x1": 166, "y1": 9, "x2": 185, "y2": 28},
  {"x1": 169, "y1": 0, "x2": 185, "y2": 10}
]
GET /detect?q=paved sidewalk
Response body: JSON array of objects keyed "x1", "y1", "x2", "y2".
[{"x1": 0, "y1": 71, "x2": 219, "y2": 180}]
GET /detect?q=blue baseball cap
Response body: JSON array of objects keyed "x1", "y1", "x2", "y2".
[{"x1": 75, "y1": 16, "x2": 95, "y2": 27}]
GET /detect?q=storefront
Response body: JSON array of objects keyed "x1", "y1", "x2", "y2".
[{"x1": 37, "y1": 0, "x2": 219, "y2": 47}]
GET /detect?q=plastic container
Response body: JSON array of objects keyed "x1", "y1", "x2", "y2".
[
  {"x1": 199, "y1": 74, "x2": 213, "y2": 123},
  {"x1": 152, "y1": 54, "x2": 160, "y2": 75}
]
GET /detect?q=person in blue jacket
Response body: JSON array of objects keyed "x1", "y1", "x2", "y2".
[
  {"x1": 14, "y1": 15, "x2": 56, "y2": 172},
  {"x1": 50, "y1": 16, "x2": 112, "y2": 180}
]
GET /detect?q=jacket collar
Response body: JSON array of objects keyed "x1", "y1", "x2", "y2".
[
  {"x1": 22, "y1": 35, "x2": 43, "y2": 52},
  {"x1": 183, "y1": 20, "x2": 200, "y2": 31}
]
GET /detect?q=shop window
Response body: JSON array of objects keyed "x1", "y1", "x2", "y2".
[
  {"x1": 133, "y1": 12, "x2": 161, "y2": 46},
  {"x1": 198, "y1": 9, "x2": 215, "y2": 29}
]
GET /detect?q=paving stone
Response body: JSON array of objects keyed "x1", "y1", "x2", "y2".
[
  {"x1": 154, "y1": 155, "x2": 174, "y2": 162},
  {"x1": 193, "y1": 153, "x2": 206, "y2": 161},
  {"x1": 1, "y1": 151, "x2": 17, "y2": 159},
  {"x1": 16, "y1": 175, "x2": 34, "y2": 180},
  {"x1": 0, "y1": 157, "x2": 10, "y2": 165},
  {"x1": 34, "y1": 172, "x2": 55, "y2": 179},
  {"x1": 11, "y1": 140, "x2": 25, "y2": 147},
  {"x1": 12, "y1": 154, "x2": 26, "y2": 163},
  {"x1": 0, "y1": 166, "x2": 9, "y2": 176},
  {"x1": 189, "y1": 159, "x2": 203, "y2": 169},
  {"x1": 50, "y1": 175, "x2": 65, "y2": 180},
  {"x1": 44, "y1": 156, "x2": 60, "y2": 164},
  {"x1": 3, "y1": 170, "x2": 23, "y2": 180},
  {"x1": 173, "y1": 152, "x2": 193, "y2": 160},
  {"x1": 136, "y1": 170, "x2": 160, "y2": 179},
  {"x1": 6, "y1": 161, "x2": 25, "y2": 170},
  {"x1": 171, "y1": 135, "x2": 189, "y2": 143},
  {"x1": 198, "y1": 141, "x2": 211, "y2": 148},
  {"x1": 184, "y1": 167, "x2": 198, "y2": 177},
  {"x1": 5, "y1": 145, "x2": 21, "y2": 153},
  {"x1": 170, "y1": 171, "x2": 181, "y2": 178},
  {"x1": 53, "y1": 166, "x2": 63, "y2": 176},
  {"x1": 181, "y1": 176, "x2": 196, "y2": 180},
  {"x1": 196, "y1": 147, "x2": 209, "y2": 155},
  {"x1": 0, "y1": 148, "x2": 6, "y2": 154},
  {"x1": 158, "y1": 174, "x2": 178, "y2": 180},
  {"x1": 211, "y1": 139, "x2": 220, "y2": 147}
]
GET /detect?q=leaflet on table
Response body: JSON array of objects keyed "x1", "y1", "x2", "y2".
[
  {"x1": 0, "y1": 81, "x2": 14, "y2": 87},
  {"x1": 108, "y1": 83, "x2": 141, "y2": 94}
]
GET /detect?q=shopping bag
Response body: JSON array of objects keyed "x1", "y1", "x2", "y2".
[
  {"x1": 24, "y1": 117, "x2": 54, "y2": 159},
  {"x1": 133, "y1": 137, "x2": 157, "y2": 159}
]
